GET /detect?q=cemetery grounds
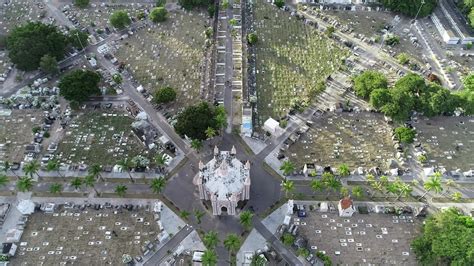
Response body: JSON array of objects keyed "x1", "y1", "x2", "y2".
[
  {"x1": 10, "y1": 206, "x2": 160, "y2": 265},
  {"x1": 0, "y1": 110, "x2": 43, "y2": 163},
  {"x1": 54, "y1": 109, "x2": 147, "y2": 166},
  {"x1": 114, "y1": 9, "x2": 210, "y2": 114},
  {"x1": 415, "y1": 116, "x2": 474, "y2": 171},
  {"x1": 0, "y1": 0, "x2": 47, "y2": 35},
  {"x1": 298, "y1": 210, "x2": 421, "y2": 265},
  {"x1": 283, "y1": 112, "x2": 397, "y2": 171},
  {"x1": 253, "y1": 0, "x2": 348, "y2": 123}
]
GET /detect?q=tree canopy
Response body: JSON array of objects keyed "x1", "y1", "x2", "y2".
[
  {"x1": 154, "y1": 87, "x2": 176, "y2": 104},
  {"x1": 110, "y1": 10, "x2": 131, "y2": 29},
  {"x1": 353, "y1": 70, "x2": 388, "y2": 99},
  {"x1": 39, "y1": 54, "x2": 59, "y2": 75},
  {"x1": 412, "y1": 208, "x2": 474, "y2": 265},
  {"x1": 150, "y1": 7, "x2": 168, "y2": 23},
  {"x1": 274, "y1": 0, "x2": 284, "y2": 8},
  {"x1": 58, "y1": 69, "x2": 101, "y2": 103},
  {"x1": 178, "y1": 0, "x2": 212, "y2": 10},
  {"x1": 380, "y1": 0, "x2": 437, "y2": 17},
  {"x1": 67, "y1": 29, "x2": 89, "y2": 50},
  {"x1": 6, "y1": 22, "x2": 68, "y2": 71},
  {"x1": 394, "y1": 126, "x2": 416, "y2": 144},
  {"x1": 74, "y1": 0, "x2": 90, "y2": 8},
  {"x1": 174, "y1": 102, "x2": 224, "y2": 140},
  {"x1": 247, "y1": 33, "x2": 258, "y2": 45}
]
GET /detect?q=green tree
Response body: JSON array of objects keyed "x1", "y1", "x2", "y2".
[
  {"x1": 396, "y1": 52, "x2": 410, "y2": 65},
  {"x1": 154, "y1": 87, "x2": 176, "y2": 104},
  {"x1": 325, "y1": 26, "x2": 335, "y2": 36},
  {"x1": 411, "y1": 208, "x2": 474, "y2": 265},
  {"x1": 6, "y1": 22, "x2": 67, "y2": 71},
  {"x1": 178, "y1": 0, "x2": 210, "y2": 10},
  {"x1": 223, "y1": 234, "x2": 241, "y2": 255},
  {"x1": 421, "y1": 172, "x2": 443, "y2": 199},
  {"x1": 70, "y1": 177, "x2": 82, "y2": 190},
  {"x1": 40, "y1": 54, "x2": 59, "y2": 75},
  {"x1": 180, "y1": 210, "x2": 190, "y2": 220},
  {"x1": 451, "y1": 192, "x2": 462, "y2": 202},
  {"x1": 247, "y1": 32, "x2": 258, "y2": 44},
  {"x1": 0, "y1": 174, "x2": 9, "y2": 188},
  {"x1": 110, "y1": 10, "x2": 131, "y2": 29},
  {"x1": 380, "y1": 0, "x2": 437, "y2": 17},
  {"x1": 46, "y1": 159, "x2": 63, "y2": 180},
  {"x1": 17, "y1": 176, "x2": 34, "y2": 192},
  {"x1": 280, "y1": 161, "x2": 295, "y2": 176},
  {"x1": 74, "y1": 0, "x2": 90, "y2": 8},
  {"x1": 150, "y1": 7, "x2": 168, "y2": 23},
  {"x1": 191, "y1": 139, "x2": 203, "y2": 152},
  {"x1": 445, "y1": 179, "x2": 457, "y2": 193},
  {"x1": 352, "y1": 186, "x2": 363, "y2": 199},
  {"x1": 353, "y1": 71, "x2": 388, "y2": 99},
  {"x1": 394, "y1": 126, "x2": 416, "y2": 144},
  {"x1": 115, "y1": 184, "x2": 127, "y2": 197},
  {"x1": 337, "y1": 164, "x2": 350, "y2": 177},
  {"x1": 322, "y1": 172, "x2": 341, "y2": 197},
  {"x1": 59, "y1": 69, "x2": 101, "y2": 103},
  {"x1": 310, "y1": 179, "x2": 324, "y2": 194},
  {"x1": 464, "y1": 74, "x2": 474, "y2": 91},
  {"x1": 83, "y1": 174, "x2": 99, "y2": 195},
  {"x1": 205, "y1": 127, "x2": 216, "y2": 140},
  {"x1": 240, "y1": 210, "x2": 253, "y2": 230},
  {"x1": 117, "y1": 158, "x2": 135, "y2": 182},
  {"x1": 221, "y1": 0, "x2": 229, "y2": 9},
  {"x1": 340, "y1": 187, "x2": 349, "y2": 197},
  {"x1": 154, "y1": 153, "x2": 168, "y2": 172},
  {"x1": 203, "y1": 231, "x2": 219, "y2": 249},
  {"x1": 250, "y1": 253, "x2": 267, "y2": 266},
  {"x1": 194, "y1": 209, "x2": 205, "y2": 224},
  {"x1": 88, "y1": 163, "x2": 103, "y2": 182},
  {"x1": 49, "y1": 183, "x2": 62, "y2": 194},
  {"x1": 281, "y1": 233, "x2": 294, "y2": 246},
  {"x1": 381, "y1": 85, "x2": 415, "y2": 121},
  {"x1": 281, "y1": 179, "x2": 294, "y2": 198},
  {"x1": 202, "y1": 249, "x2": 218, "y2": 266},
  {"x1": 469, "y1": 7, "x2": 474, "y2": 27},
  {"x1": 156, "y1": 0, "x2": 166, "y2": 7},
  {"x1": 68, "y1": 29, "x2": 89, "y2": 50},
  {"x1": 112, "y1": 73, "x2": 122, "y2": 84},
  {"x1": 23, "y1": 161, "x2": 40, "y2": 179},
  {"x1": 369, "y1": 88, "x2": 391, "y2": 109},
  {"x1": 175, "y1": 102, "x2": 220, "y2": 140},
  {"x1": 150, "y1": 177, "x2": 166, "y2": 194},
  {"x1": 274, "y1": 0, "x2": 284, "y2": 8}
]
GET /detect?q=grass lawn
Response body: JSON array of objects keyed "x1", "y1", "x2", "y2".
[{"x1": 253, "y1": 0, "x2": 348, "y2": 122}]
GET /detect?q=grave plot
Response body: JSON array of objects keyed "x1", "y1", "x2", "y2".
[
  {"x1": 297, "y1": 211, "x2": 422, "y2": 265},
  {"x1": 253, "y1": 0, "x2": 348, "y2": 122},
  {"x1": 415, "y1": 116, "x2": 474, "y2": 171},
  {"x1": 0, "y1": 110, "x2": 43, "y2": 162},
  {"x1": 114, "y1": 10, "x2": 209, "y2": 113},
  {"x1": 55, "y1": 110, "x2": 146, "y2": 166},
  {"x1": 0, "y1": 0, "x2": 48, "y2": 34},
  {"x1": 11, "y1": 206, "x2": 161, "y2": 265},
  {"x1": 283, "y1": 112, "x2": 397, "y2": 171}
]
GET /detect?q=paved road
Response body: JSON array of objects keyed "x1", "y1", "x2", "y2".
[{"x1": 143, "y1": 225, "x2": 193, "y2": 266}]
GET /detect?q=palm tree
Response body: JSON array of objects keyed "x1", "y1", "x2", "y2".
[
  {"x1": 322, "y1": 173, "x2": 341, "y2": 198},
  {"x1": 379, "y1": 175, "x2": 389, "y2": 186},
  {"x1": 451, "y1": 192, "x2": 462, "y2": 202},
  {"x1": 115, "y1": 185, "x2": 127, "y2": 197},
  {"x1": 83, "y1": 174, "x2": 99, "y2": 196},
  {"x1": 46, "y1": 159, "x2": 63, "y2": 180},
  {"x1": 70, "y1": 177, "x2": 82, "y2": 191},
  {"x1": 88, "y1": 164, "x2": 104, "y2": 182},
  {"x1": 194, "y1": 209, "x2": 205, "y2": 224},
  {"x1": 191, "y1": 139, "x2": 203, "y2": 152},
  {"x1": 396, "y1": 182, "x2": 412, "y2": 200},
  {"x1": 203, "y1": 231, "x2": 219, "y2": 249},
  {"x1": 366, "y1": 174, "x2": 375, "y2": 184},
  {"x1": 352, "y1": 185, "x2": 363, "y2": 199},
  {"x1": 385, "y1": 182, "x2": 399, "y2": 198},
  {"x1": 202, "y1": 249, "x2": 218, "y2": 266},
  {"x1": 370, "y1": 181, "x2": 383, "y2": 198},
  {"x1": 445, "y1": 179, "x2": 457, "y2": 193},
  {"x1": 0, "y1": 174, "x2": 9, "y2": 188},
  {"x1": 421, "y1": 173, "x2": 443, "y2": 199},
  {"x1": 279, "y1": 160, "x2": 295, "y2": 176},
  {"x1": 154, "y1": 153, "x2": 168, "y2": 173},
  {"x1": 180, "y1": 210, "x2": 190, "y2": 220},
  {"x1": 3, "y1": 161, "x2": 18, "y2": 178},
  {"x1": 205, "y1": 126, "x2": 216, "y2": 140},
  {"x1": 281, "y1": 179, "x2": 294, "y2": 198},
  {"x1": 117, "y1": 158, "x2": 135, "y2": 183},
  {"x1": 150, "y1": 177, "x2": 166, "y2": 194},
  {"x1": 239, "y1": 210, "x2": 253, "y2": 230},
  {"x1": 337, "y1": 164, "x2": 350, "y2": 177},
  {"x1": 310, "y1": 179, "x2": 324, "y2": 194},
  {"x1": 23, "y1": 161, "x2": 40, "y2": 179},
  {"x1": 340, "y1": 187, "x2": 349, "y2": 197},
  {"x1": 250, "y1": 253, "x2": 267, "y2": 266},
  {"x1": 49, "y1": 183, "x2": 62, "y2": 194},
  {"x1": 223, "y1": 234, "x2": 241, "y2": 261},
  {"x1": 17, "y1": 176, "x2": 34, "y2": 192}
]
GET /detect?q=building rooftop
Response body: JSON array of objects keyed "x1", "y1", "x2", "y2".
[{"x1": 199, "y1": 149, "x2": 250, "y2": 201}]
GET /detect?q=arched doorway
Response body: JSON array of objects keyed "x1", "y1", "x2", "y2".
[{"x1": 221, "y1": 206, "x2": 228, "y2": 214}]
